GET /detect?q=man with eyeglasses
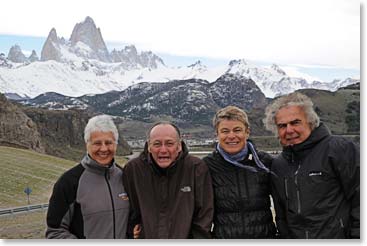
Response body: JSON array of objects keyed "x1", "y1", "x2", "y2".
[
  {"x1": 122, "y1": 121, "x2": 214, "y2": 239},
  {"x1": 46, "y1": 115, "x2": 130, "y2": 238}
]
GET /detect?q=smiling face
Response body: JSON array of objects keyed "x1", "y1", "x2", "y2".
[
  {"x1": 148, "y1": 124, "x2": 182, "y2": 168},
  {"x1": 86, "y1": 131, "x2": 117, "y2": 165},
  {"x1": 216, "y1": 119, "x2": 249, "y2": 155},
  {"x1": 275, "y1": 105, "x2": 312, "y2": 146}
]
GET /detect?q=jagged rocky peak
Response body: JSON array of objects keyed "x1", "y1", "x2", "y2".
[
  {"x1": 188, "y1": 60, "x2": 205, "y2": 68},
  {"x1": 0, "y1": 53, "x2": 12, "y2": 68},
  {"x1": 110, "y1": 44, "x2": 139, "y2": 66},
  {"x1": 7, "y1": 44, "x2": 27, "y2": 63},
  {"x1": 41, "y1": 27, "x2": 62, "y2": 61},
  {"x1": 217, "y1": 72, "x2": 246, "y2": 81},
  {"x1": 48, "y1": 28, "x2": 59, "y2": 43},
  {"x1": 111, "y1": 44, "x2": 164, "y2": 69},
  {"x1": 124, "y1": 45, "x2": 138, "y2": 55},
  {"x1": 70, "y1": 16, "x2": 110, "y2": 62},
  {"x1": 186, "y1": 60, "x2": 207, "y2": 73},
  {"x1": 140, "y1": 51, "x2": 165, "y2": 68},
  {"x1": 228, "y1": 59, "x2": 248, "y2": 67},
  {"x1": 271, "y1": 64, "x2": 286, "y2": 75},
  {"x1": 28, "y1": 50, "x2": 39, "y2": 62}
]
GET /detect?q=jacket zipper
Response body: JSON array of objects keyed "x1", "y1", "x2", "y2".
[
  {"x1": 105, "y1": 169, "x2": 116, "y2": 239},
  {"x1": 284, "y1": 178, "x2": 289, "y2": 212},
  {"x1": 294, "y1": 164, "x2": 301, "y2": 214}
]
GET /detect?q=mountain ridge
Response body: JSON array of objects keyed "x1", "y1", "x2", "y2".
[{"x1": 0, "y1": 16, "x2": 360, "y2": 99}]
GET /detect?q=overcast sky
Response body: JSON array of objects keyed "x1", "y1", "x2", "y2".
[{"x1": 0, "y1": 0, "x2": 360, "y2": 70}]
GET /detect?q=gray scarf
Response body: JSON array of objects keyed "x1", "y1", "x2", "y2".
[{"x1": 216, "y1": 142, "x2": 270, "y2": 173}]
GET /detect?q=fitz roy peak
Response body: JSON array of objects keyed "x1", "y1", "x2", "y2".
[
  {"x1": 40, "y1": 16, "x2": 163, "y2": 68},
  {"x1": 69, "y1": 16, "x2": 110, "y2": 62}
]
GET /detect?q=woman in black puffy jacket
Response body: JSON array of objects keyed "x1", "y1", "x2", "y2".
[{"x1": 203, "y1": 106, "x2": 276, "y2": 239}]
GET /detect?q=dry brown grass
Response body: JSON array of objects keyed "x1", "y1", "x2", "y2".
[{"x1": 0, "y1": 210, "x2": 47, "y2": 239}]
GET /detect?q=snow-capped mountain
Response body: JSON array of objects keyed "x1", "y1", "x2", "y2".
[
  {"x1": 7, "y1": 44, "x2": 27, "y2": 63},
  {"x1": 69, "y1": 16, "x2": 110, "y2": 62},
  {"x1": 39, "y1": 16, "x2": 164, "y2": 68},
  {"x1": 0, "y1": 16, "x2": 359, "y2": 99},
  {"x1": 7, "y1": 44, "x2": 39, "y2": 64},
  {"x1": 19, "y1": 74, "x2": 267, "y2": 127}
]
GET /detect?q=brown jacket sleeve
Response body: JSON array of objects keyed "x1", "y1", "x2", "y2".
[
  {"x1": 191, "y1": 159, "x2": 214, "y2": 239},
  {"x1": 122, "y1": 161, "x2": 142, "y2": 239}
]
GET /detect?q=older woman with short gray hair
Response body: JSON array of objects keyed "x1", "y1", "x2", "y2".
[{"x1": 46, "y1": 115, "x2": 130, "y2": 239}]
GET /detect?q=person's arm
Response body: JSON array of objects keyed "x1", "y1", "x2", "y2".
[
  {"x1": 270, "y1": 182, "x2": 289, "y2": 238},
  {"x1": 329, "y1": 138, "x2": 360, "y2": 238},
  {"x1": 269, "y1": 154, "x2": 291, "y2": 238},
  {"x1": 122, "y1": 162, "x2": 142, "y2": 239},
  {"x1": 45, "y1": 177, "x2": 79, "y2": 239},
  {"x1": 191, "y1": 160, "x2": 214, "y2": 239}
]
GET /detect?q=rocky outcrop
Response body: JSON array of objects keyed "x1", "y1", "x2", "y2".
[
  {"x1": 210, "y1": 74, "x2": 267, "y2": 111},
  {"x1": 41, "y1": 28, "x2": 62, "y2": 61},
  {"x1": 139, "y1": 51, "x2": 164, "y2": 69},
  {"x1": 0, "y1": 93, "x2": 44, "y2": 152},
  {"x1": 7, "y1": 45, "x2": 27, "y2": 63},
  {"x1": 23, "y1": 108, "x2": 131, "y2": 161},
  {"x1": 111, "y1": 45, "x2": 164, "y2": 69},
  {"x1": 28, "y1": 50, "x2": 39, "y2": 62},
  {"x1": 1, "y1": 92, "x2": 131, "y2": 161},
  {"x1": 0, "y1": 53, "x2": 12, "y2": 68},
  {"x1": 7, "y1": 46, "x2": 38, "y2": 63}
]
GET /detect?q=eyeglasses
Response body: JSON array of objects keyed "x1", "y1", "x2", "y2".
[
  {"x1": 149, "y1": 140, "x2": 177, "y2": 148},
  {"x1": 90, "y1": 140, "x2": 115, "y2": 147}
]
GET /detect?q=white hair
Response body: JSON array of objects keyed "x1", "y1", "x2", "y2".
[
  {"x1": 84, "y1": 115, "x2": 119, "y2": 143},
  {"x1": 264, "y1": 92, "x2": 320, "y2": 135}
]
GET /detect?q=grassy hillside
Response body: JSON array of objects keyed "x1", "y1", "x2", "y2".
[
  {"x1": 0, "y1": 146, "x2": 128, "y2": 239},
  {"x1": 0, "y1": 146, "x2": 76, "y2": 208},
  {"x1": 0, "y1": 146, "x2": 127, "y2": 209},
  {"x1": 300, "y1": 88, "x2": 360, "y2": 134}
]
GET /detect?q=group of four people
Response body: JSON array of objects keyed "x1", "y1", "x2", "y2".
[{"x1": 45, "y1": 92, "x2": 360, "y2": 239}]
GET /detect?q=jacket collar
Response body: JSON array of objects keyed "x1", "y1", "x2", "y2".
[
  {"x1": 282, "y1": 122, "x2": 331, "y2": 162},
  {"x1": 81, "y1": 154, "x2": 116, "y2": 175}
]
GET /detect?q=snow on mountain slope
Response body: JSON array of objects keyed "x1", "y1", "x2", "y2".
[
  {"x1": 0, "y1": 57, "x2": 359, "y2": 99},
  {"x1": 1, "y1": 47, "x2": 229, "y2": 98}
]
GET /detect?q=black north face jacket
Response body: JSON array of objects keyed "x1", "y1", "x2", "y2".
[{"x1": 271, "y1": 123, "x2": 360, "y2": 239}]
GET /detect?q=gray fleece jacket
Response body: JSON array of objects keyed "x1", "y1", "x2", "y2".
[{"x1": 46, "y1": 155, "x2": 129, "y2": 239}]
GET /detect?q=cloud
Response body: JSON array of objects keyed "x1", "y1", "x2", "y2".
[{"x1": 22, "y1": 49, "x2": 32, "y2": 56}]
